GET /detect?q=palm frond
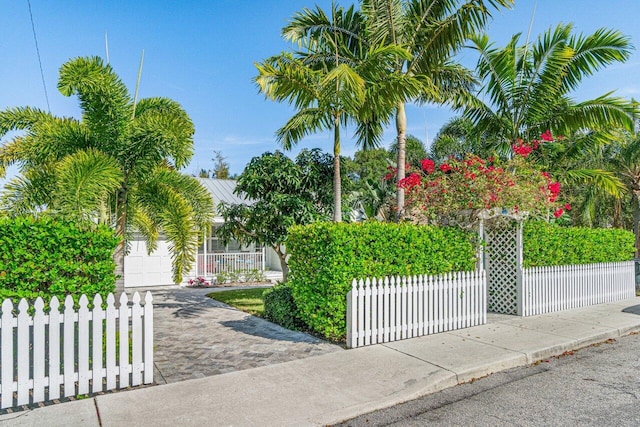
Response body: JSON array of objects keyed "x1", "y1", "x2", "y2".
[
  {"x1": 276, "y1": 108, "x2": 332, "y2": 150},
  {"x1": 563, "y1": 168, "x2": 625, "y2": 198},
  {"x1": 54, "y1": 149, "x2": 123, "y2": 223}
]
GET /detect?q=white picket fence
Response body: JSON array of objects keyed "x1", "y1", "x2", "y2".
[
  {"x1": 0, "y1": 292, "x2": 153, "y2": 409},
  {"x1": 346, "y1": 271, "x2": 486, "y2": 348},
  {"x1": 521, "y1": 261, "x2": 635, "y2": 316}
]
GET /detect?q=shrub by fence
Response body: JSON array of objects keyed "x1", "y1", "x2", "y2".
[
  {"x1": 523, "y1": 221, "x2": 635, "y2": 267},
  {"x1": 0, "y1": 292, "x2": 153, "y2": 409},
  {"x1": 0, "y1": 216, "x2": 119, "y2": 301},
  {"x1": 287, "y1": 222, "x2": 477, "y2": 340}
]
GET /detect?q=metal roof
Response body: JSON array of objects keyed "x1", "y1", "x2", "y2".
[{"x1": 197, "y1": 178, "x2": 252, "y2": 206}]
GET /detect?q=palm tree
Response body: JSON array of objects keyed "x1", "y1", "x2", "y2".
[
  {"x1": 431, "y1": 116, "x2": 487, "y2": 161},
  {"x1": 0, "y1": 56, "x2": 213, "y2": 290},
  {"x1": 361, "y1": 0, "x2": 513, "y2": 218},
  {"x1": 610, "y1": 130, "x2": 640, "y2": 255},
  {"x1": 464, "y1": 24, "x2": 638, "y2": 195},
  {"x1": 255, "y1": 3, "x2": 420, "y2": 221}
]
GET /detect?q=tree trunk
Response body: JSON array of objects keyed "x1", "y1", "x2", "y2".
[
  {"x1": 395, "y1": 102, "x2": 407, "y2": 221},
  {"x1": 273, "y1": 245, "x2": 289, "y2": 282},
  {"x1": 113, "y1": 241, "x2": 125, "y2": 295},
  {"x1": 333, "y1": 117, "x2": 342, "y2": 222},
  {"x1": 613, "y1": 197, "x2": 623, "y2": 228},
  {"x1": 633, "y1": 192, "x2": 640, "y2": 257},
  {"x1": 113, "y1": 188, "x2": 128, "y2": 296},
  {"x1": 634, "y1": 192, "x2": 640, "y2": 294}
]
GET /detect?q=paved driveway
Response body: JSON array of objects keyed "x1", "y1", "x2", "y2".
[{"x1": 131, "y1": 286, "x2": 343, "y2": 384}]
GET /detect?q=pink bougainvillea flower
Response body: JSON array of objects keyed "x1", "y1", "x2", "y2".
[
  {"x1": 420, "y1": 158, "x2": 435, "y2": 174},
  {"x1": 553, "y1": 208, "x2": 564, "y2": 218},
  {"x1": 398, "y1": 172, "x2": 421, "y2": 189},
  {"x1": 512, "y1": 139, "x2": 533, "y2": 157},
  {"x1": 541, "y1": 130, "x2": 554, "y2": 142},
  {"x1": 564, "y1": 203, "x2": 572, "y2": 211},
  {"x1": 439, "y1": 163, "x2": 452, "y2": 173},
  {"x1": 548, "y1": 182, "x2": 560, "y2": 194}
]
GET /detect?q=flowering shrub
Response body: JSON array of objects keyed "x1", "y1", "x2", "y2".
[
  {"x1": 187, "y1": 276, "x2": 212, "y2": 287},
  {"x1": 397, "y1": 132, "x2": 566, "y2": 225}
]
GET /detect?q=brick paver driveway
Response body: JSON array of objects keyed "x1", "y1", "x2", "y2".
[{"x1": 132, "y1": 285, "x2": 343, "y2": 384}]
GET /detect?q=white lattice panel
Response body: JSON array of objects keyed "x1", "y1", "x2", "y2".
[{"x1": 484, "y1": 221, "x2": 518, "y2": 314}]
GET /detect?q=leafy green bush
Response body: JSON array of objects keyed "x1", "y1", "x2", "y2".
[
  {"x1": 263, "y1": 284, "x2": 303, "y2": 330},
  {"x1": 0, "y1": 216, "x2": 119, "y2": 301},
  {"x1": 287, "y1": 221, "x2": 477, "y2": 340},
  {"x1": 523, "y1": 221, "x2": 635, "y2": 267}
]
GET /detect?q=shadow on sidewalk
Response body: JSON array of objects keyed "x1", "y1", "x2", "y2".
[
  {"x1": 219, "y1": 317, "x2": 329, "y2": 344},
  {"x1": 622, "y1": 304, "x2": 640, "y2": 315}
]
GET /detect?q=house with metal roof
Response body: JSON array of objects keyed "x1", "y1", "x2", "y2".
[{"x1": 123, "y1": 178, "x2": 282, "y2": 288}]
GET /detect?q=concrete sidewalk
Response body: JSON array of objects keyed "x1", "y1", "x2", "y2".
[{"x1": 3, "y1": 298, "x2": 640, "y2": 427}]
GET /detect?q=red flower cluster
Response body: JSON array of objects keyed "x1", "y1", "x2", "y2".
[
  {"x1": 400, "y1": 147, "x2": 567, "y2": 224},
  {"x1": 547, "y1": 181, "x2": 560, "y2": 202},
  {"x1": 439, "y1": 163, "x2": 452, "y2": 173},
  {"x1": 512, "y1": 139, "x2": 533, "y2": 157},
  {"x1": 421, "y1": 159, "x2": 435, "y2": 174},
  {"x1": 398, "y1": 172, "x2": 421, "y2": 189},
  {"x1": 540, "y1": 130, "x2": 554, "y2": 141},
  {"x1": 511, "y1": 131, "x2": 556, "y2": 157}
]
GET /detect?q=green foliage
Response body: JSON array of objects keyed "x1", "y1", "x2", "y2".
[
  {"x1": 465, "y1": 25, "x2": 637, "y2": 170},
  {"x1": 287, "y1": 221, "x2": 477, "y2": 340},
  {"x1": 263, "y1": 284, "x2": 303, "y2": 330},
  {"x1": 212, "y1": 150, "x2": 230, "y2": 179},
  {"x1": 0, "y1": 216, "x2": 118, "y2": 301},
  {"x1": 345, "y1": 148, "x2": 393, "y2": 183},
  {"x1": 431, "y1": 117, "x2": 487, "y2": 161},
  {"x1": 523, "y1": 221, "x2": 635, "y2": 267},
  {"x1": 216, "y1": 149, "x2": 335, "y2": 278},
  {"x1": 389, "y1": 135, "x2": 428, "y2": 168},
  {"x1": 0, "y1": 56, "x2": 213, "y2": 285}
]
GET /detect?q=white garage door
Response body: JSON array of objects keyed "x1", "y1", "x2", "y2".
[{"x1": 124, "y1": 236, "x2": 174, "y2": 288}]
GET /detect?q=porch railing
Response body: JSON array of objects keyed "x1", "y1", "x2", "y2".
[{"x1": 193, "y1": 252, "x2": 265, "y2": 277}]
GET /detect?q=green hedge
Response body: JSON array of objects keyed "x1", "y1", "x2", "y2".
[
  {"x1": 0, "y1": 216, "x2": 119, "y2": 301},
  {"x1": 263, "y1": 284, "x2": 304, "y2": 330},
  {"x1": 523, "y1": 221, "x2": 635, "y2": 267},
  {"x1": 287, "y1": 221, "x2": 477, "y2": 340}
]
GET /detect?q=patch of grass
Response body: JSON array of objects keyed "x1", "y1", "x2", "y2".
[{"x1": 207, "y1": 288, "x2": 266, "y2": 316}]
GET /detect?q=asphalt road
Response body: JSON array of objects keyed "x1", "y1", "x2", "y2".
[{"x1": 335, "y1": 333, "x2": 640, "y2": 427}]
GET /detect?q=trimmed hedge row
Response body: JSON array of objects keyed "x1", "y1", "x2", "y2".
[
  {"x1": 0, "y1": 216, "x2": 119, "y2": 301},
  {"x1": 286, "y1": 221, "x2": 477, "y2": 340},
  {"x1": 263, "y1": 284, "x2": 304, "y2": 330},
  {"x1": 523, "y1": 221, "x2": 635, "y2": 267}
]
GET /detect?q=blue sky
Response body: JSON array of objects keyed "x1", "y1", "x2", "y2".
[{"x1": 2, "y1": 1, "x2": 640, "y2": 178}]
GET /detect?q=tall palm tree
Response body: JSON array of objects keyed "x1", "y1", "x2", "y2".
[
  {"x1": 610, "y1": 130, "x2": 640, "y2": 255},
  {"x1": 361, "y1": 0, "x2": 513, "y2": 218},
  {"x1": 255, "y1": 3, "x2": 420, "y2": 221},
  {"x1": 0, "y1": 56, "x2": 213, "y2": 290},
  {"x1": 464, "y1": 24, "x2": 638, "y2": 194}
]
